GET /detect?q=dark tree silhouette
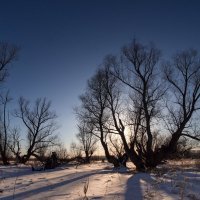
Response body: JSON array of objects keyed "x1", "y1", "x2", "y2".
[
  {"x1": 0, "y1": 92, "x2": 12, "y2": 164},
  {"x1": 109, "y1": 41, "x2": 200, "y2": 170},
  {"x1": 109, "y1": 135, "x2": 125, "y2": 159},
  {"x1": 14, "y1": 97, "x2": 58, "y2": 163},
  {"x1": 0, "y1": 42, "x2": 18, "y2": 82},
  {"x1": 77, "y1": 40, "x2": 200, "y2": 171},
  {"x1": 105, "y1": 40, "x2": 163, "y2": 170},
  {"x1": 77, "y1": 69, "x2": 120, "y2": 167},
  {"x1": 76, "y1": 121, "x2": 98, "y2": 163},
  {"x1": 0, "y1": 42, "x2": 18, "y2": 164},
  {"x1": 158, "y1": 49, "x2": 200, "y2": 159},
  {"x1": 102, "y1": 65, "x2": 139, "y2": 168},
  {"x1": 8, "y1": 127, "x2": 22, "y2": 163}
]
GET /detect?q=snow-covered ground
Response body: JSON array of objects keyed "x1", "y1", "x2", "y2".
[{"x1": 0, "y1": 160, "x2": 199, "y2": 200}]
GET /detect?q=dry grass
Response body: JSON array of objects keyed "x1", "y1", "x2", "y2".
[
  {"x1": 165, "y1": 159, "x2": 200, "y2": 171},
  {"x1": 146, "y1": 158, "x2": 200, "y2": 200},
  {"x1": 82, "y1": 178, "x2": 89, "y2": 200},
  {"x1": 195, "y1": 159, "x2": 200, "y2": 169}
]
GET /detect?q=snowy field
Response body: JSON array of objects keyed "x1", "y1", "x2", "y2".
[{"x1": 0, "y1": 160, "x2": 199, "y2": 200}]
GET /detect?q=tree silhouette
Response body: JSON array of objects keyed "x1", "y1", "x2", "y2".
[
  {"x1": 78, "y1": 40, "x2": 200, "y2": 171},
  {"x1": 14, "y1": 97, "x2": 58, "y2": 163}
]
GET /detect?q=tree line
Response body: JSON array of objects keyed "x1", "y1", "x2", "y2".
[
  {"x1": 75, "y1": 39, "x2": 200, "y2": 171},
  {"x1": 0, "y1": 42, "x2": 59, "y2": 165},
  {"x1": 0, "y1": 40, "x2": 199, "y2": 171}
]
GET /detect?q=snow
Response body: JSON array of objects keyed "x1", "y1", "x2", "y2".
[{"x1": 0, "y1": 160, "x2": 199, "y2": 200}]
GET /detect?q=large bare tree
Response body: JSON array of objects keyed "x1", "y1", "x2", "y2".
[
  {"x1": 14, "y1": 97, "x2": 58, "y2": 163},
  {"x1": 159, "y1": 49, "x2": 200, "y2": 155},
  {"x1": 109, "y1": 41, "x2": 200, "y2": 170},
  {"x1": 77, "y1": 40, "x2": 200, "y2": 171},
  {"x1": 106, "y1": 40, "x2": 164, "y2": 170},
  {"x1": 77, "y1": 69, "x2": 120, "y2": 167},
  {"x1": 103, "y1": 59, "x2": 148, "y2": 170}
]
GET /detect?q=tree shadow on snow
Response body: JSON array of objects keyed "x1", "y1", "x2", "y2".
[
  {"x1": 125, "y1": 172, "x2": 177, "y2": 200},
  {"x1": 125, "y1": 173, "x2": 150, "y2": 200},
  {"x1": 3, "y1": 168, "x2": 113, "y2": 200},
  {"x1": 1, "y1": 164, "x2": 76, "y2": 179}
]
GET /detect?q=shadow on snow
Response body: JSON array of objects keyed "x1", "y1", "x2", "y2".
[{"x1": 3, "y1": 169, "x2": 112, "y2": 200}]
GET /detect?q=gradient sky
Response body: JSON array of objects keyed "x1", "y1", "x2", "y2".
[{"x1": 1, "y1": 0, "x2": 200, "y2": 148}]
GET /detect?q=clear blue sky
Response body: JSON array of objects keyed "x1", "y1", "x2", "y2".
[{"x1": 1, "y1": 0, "x2": 200, "y2": 148}]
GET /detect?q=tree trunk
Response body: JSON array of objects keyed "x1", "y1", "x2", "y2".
[
  {"x1": 101, "y1": 139, "x2": 120, "y2": 167},
  {"x1": 119, "y1": 131, "x2": 146, "y2": 171},
  {"x1": 84, "y1": 151, "x2": 90, "y2": 163},
  {"x1": 18, "y1": 153, "x2": 31, "y2": 164},
  {"x1": 1, "y1": 152, "x2": 9, "y2": 165}
]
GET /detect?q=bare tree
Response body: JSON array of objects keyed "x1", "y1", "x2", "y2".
[
  {"x1": 108, "y1": 40, "x2": 166, "y2": 170},
  {"x1": 70, "y1": 142, "x2": 82, "y2": 158},
  {"x1": 0, "y1": 42, "x2": 18, "y2": 164},
  {"x1": 0, "y1": 91, "x2": 12, "y2": 164},
  {"x1": 77, "y1": 69, "x2": 120, "y2": 167},
  {"x1": 54, "y1": 143, "x2": 68, "y2": 161},
  {"x1": 8, "y1": 127, "x2": 22, "y2": 163},
  {"x1": 0, "y1": 42, "x2": 18, "y2": 82},
  {"x1": 14, "y1": 97, "x2": 58, "y2": 163},
  {"x1": 76, "y1": 121, "x2": 98, "y2": 163},
  {"x1": 108, "y1": 41, "x2": 200, "y2": 170},
  {"x1": 159, "y1": 49, "x2": 200, "y2": 157},
  {"x1": 109, "y1": 135, "x2": 124, "y2": 158},
  {"x1": 77, "y1": 40, "x2": 200, "y2": 171}
]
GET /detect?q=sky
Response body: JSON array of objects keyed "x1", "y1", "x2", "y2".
[{"x1": 0, "y1": 0, "x2": 200, "y2": 149}]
